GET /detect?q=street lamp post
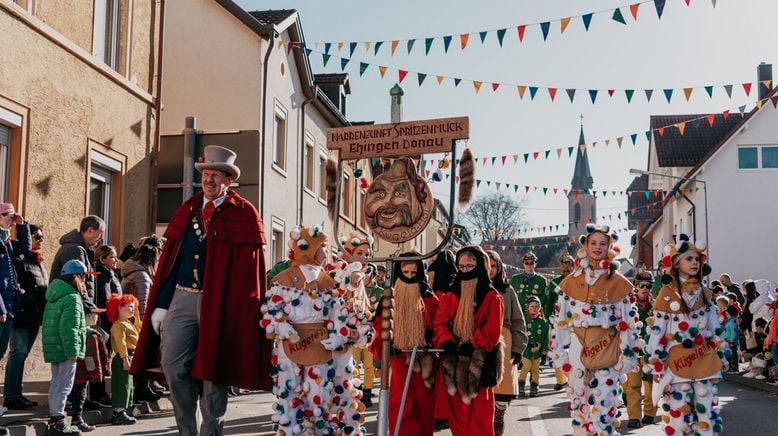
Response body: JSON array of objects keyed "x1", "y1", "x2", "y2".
[{"x1": 629, "y1": 168, "x2": 710, "y2": 265}]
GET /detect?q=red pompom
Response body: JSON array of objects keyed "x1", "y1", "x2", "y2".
[
  {"x1": 694, "y1": 335, "x2": 704, "y2": 345},
  {"x1": 665, "y1": 425, "x2": 675, "y2": 435},
  {"x1": 605, "y1": 378, "x2": 614, "y2": 386},
  {"x1": 678, "y1": 321, "x2": 689, "y2": 331},
  {"x1": 659, "y1": 336, "x2": 668, "y2": 346},
  {"x1": 670, "y1": 409, "x2": 681, "y2": 418},
  {"x1": 271, "y1": 295, "x2": 283, "y2": 303},
  {"x1": 313, "y1": 395, "x2": 321, "y2": 405},
  {"x1": 617, "y1": 321, "x2": 629, "y2": 331},
  {"x1": 661, "y1": 256, "x2": 673, "y2": 268},
  {"x1": 291, "y1": 397, "x2": 301, "y2": 408},
  {"x1": 601, "y1": 260, "x2": 611, "y2": 269},
  {"x1": 339, "y1": 327, "x2": 349, "y2": 336},
  {"x1": 304, "y1": 409, "x2": 314, "y2": 418},
  {"x1": 562, "y1": 363, "x2": 572, "y2": 372},
  {"x1": 260, "y1": 319, "x2": 270, "y2": 328},
  {"x1": 654, "y1": 362, "x2": 664, "y2": 373}
]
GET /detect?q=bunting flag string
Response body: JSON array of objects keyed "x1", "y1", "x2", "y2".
[
  {"x1": 291, "y1": 44, "x2": 765, "y2": 104},
  {"x1": 297, "y1": 0, "x2": 719, "y2": 54},
  {"x1": 419, "y1": 95, "x2": 776, "y2": 166},
  {"x1": 463, "y1": 220, "x2": 630, "y2": 241},
  {"x1": 425, "y1": 174, "x2": 667, "y2": 199}
]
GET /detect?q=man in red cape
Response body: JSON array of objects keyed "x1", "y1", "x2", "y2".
[{"x1": 131, "y1": 145, "x2": 271, "y2": 435}]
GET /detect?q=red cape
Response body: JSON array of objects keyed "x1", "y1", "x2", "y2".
[{"x1": 130, "y1": 191, "x2": 273, "y2": 390}]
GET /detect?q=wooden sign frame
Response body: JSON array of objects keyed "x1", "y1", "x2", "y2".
[{"x1": 327, "y1": 116, "x2": 469, "y2": 159}]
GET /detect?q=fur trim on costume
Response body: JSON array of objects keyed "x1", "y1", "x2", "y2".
[
  {"x1": 455, "y1": 354, "x2": 473, "y2": 403},
  {"x1": 494, "y1": 337, "x2": 506, "y2": 387},
  {"x1": 325, "y1": 158, "x2": 338, "y2": 219},
  {"x1": 458, "y1": 148, "x2": 475, "y2": 210},
  {"x1": 411, "y1": 352, "x2": 437, "y2": 389},
  {"x1": 464, "y1": 350, "x2": 486, "y2": 404},
  {"x1": 442, "y1": 354, "x2": 458, "y2": 396}
]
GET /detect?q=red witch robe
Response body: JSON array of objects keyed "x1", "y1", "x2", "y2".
[
  {"x1": 433, "y1": 289, "x2": 503, "y2": 436},
  {"x1": 372, "y1": 294, "x2": 439, "y2": 436},
  {"x1": 130, "y1": 191, "x2": 273, "y2": 390}
]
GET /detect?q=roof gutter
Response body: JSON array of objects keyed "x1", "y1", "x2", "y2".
[{"x1": 299, "y1": 87, "x2": 317, "y2": 223}]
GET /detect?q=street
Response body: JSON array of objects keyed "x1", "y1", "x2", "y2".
[{"x1": 74, "y1": 366, "x2": 775, "y2": 435}]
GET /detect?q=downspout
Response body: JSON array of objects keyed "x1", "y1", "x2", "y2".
[
  {"x1": 148, "y1": 0, "x2": 166, "y2": 233},
  {"x1": 259, "y1": 30, "x2": 276, "y2": 220},
  {"x1": 299, "y1": 87, "x2": 317, "y2": 224},
  {"x1": 680, "y1": 192, "x2": 696, "y2": 242}
]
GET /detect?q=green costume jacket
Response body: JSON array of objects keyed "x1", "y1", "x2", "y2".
[
  {"x1": 511, "y1": 273, "x2": 549, "y2": 316},
  {"x1": 523, "y1": 315, "x2": 549, "y2": 360}
]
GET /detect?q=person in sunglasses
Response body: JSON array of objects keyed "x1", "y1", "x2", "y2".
[
  {"x1": 0, "y1": 202, "x2": 31, "y2": 418},
  {"x1": 510, "y1": 252, "x2": 549, "y2": 318},
  {"x1": 623, "y1": 272, "x2": 657, "y2": 429}
]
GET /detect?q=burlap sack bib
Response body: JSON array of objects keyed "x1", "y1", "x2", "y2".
[
  {"x1": 281, "y1": 323, "x2": 332, "y2": 366},
  {"x1": 666, "y1": 341, "x2": 721, "y2": 379},
  {"x1": 573, "y1": 326, "x2": 621, "y2": 370}
]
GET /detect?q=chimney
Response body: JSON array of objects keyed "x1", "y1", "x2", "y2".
[
  {"x1": 758, "y1": 62, "x2": 773, "y2": 100},
  {"x1": 390, "y1": 84, "x2": 404, "y2": 123}
]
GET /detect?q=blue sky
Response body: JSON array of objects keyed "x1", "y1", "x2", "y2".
[{"x1": 237, "y1": 0, "x2": 778, "y2": 240}]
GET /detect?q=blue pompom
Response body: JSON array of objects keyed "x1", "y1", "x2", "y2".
[
  {"x1": 679, "y1": 233, "x2": 690, "y2": 242},
  {"x1": 585, "y1": 223, "x2": 597, "y2": 233}
]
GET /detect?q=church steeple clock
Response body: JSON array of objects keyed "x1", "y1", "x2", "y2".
[{"x1": 568, "y1": 122, "x2": 596, "y2": 238}]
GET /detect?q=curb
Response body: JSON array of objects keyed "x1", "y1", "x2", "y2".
[
  {"x1": 0, "y1": 398, "x2": 173, "y2": 435},
  {"x1": 723, "y1": 373, "x2": 778, "y2": 395}
]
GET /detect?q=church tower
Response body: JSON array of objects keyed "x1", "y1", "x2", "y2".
[{"x1": 568, "y1": 124, "x2": 596, "y2": 238}]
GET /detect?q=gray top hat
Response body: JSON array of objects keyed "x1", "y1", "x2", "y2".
[{"x1": 194, "y1": 145, "x2": 241, "y2": 180}]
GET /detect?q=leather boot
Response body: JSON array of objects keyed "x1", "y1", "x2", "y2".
[
  {"x1": 519, "y1": 382, "x2": 526, "y2": 397},
  {"x1": 529, "y1": 382, "x2": 539, "y2": 397},
  {"x1": 494, "y1": 407, "x2": 506, "y2": 436}
]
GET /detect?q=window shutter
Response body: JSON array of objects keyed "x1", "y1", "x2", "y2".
[{"x1": 0, "y1": 125, "x2": 9, "y2": 146}]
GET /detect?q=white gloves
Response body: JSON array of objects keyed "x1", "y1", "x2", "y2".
[
  {"x1": 151, "y1": 308, "x2": 168, "y2": 335},
  {"x1": 321, "y1": 335, "x2": 346, "y2": 351}
]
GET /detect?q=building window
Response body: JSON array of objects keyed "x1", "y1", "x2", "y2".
[
  {"x1": 738, "y1": 147, "x2": 758, "y2": 169},
  {"x1": 270, "y1": 220, "x2": 285, "y2": 266},
  {"x1": 341, "y1": 174, "x2": 351, "y2": 219},
  {"x1": 762, "y1": 146, "x2": 778, "y2": 169},
  {"x1": 93, "y1": 0, "x2": 120, "y2": 69},
  {"x1": 89, "y1": 149, "x2": 123, "y2": 243},
  {"x1": 273, "y1": 106, "x2": 287, "y2": 170},
  {"x1": 89, "y1": 165, "x2": 114, "y2": 241},
  {"x1": 304, "y1": 139, "x2": 315, "y2": 191},
  {"x1": 574, "y1": 203, "x2": 581, "y2": 223},
  {"x1": 0, "y1": 124, "x2": 10, "y2": 201},
  {"x1": 319, "y1": 155, "x2": 328, "y2": 201}
]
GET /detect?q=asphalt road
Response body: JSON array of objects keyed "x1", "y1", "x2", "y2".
[{"x1": 59, "y1": 365, "x2": 778, "y2": 435}]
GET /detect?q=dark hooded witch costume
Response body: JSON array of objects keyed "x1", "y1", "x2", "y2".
[
  {"x1": 371, "y1": 253, "x2": 439, "y2": 436},
  {"x1": 433, "y1": 246, "x2": 504, "y2": 436}
]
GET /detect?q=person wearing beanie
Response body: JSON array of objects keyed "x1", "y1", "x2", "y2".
[
  {"x1": 434, "y1": 245, "x2": 504, "y2": 436},
  {"x1": 510, "y1": 251, "x2": 549, "y2": 316},
  {"x1": 370, "y1": 252, "x2": 439, "y2": 436},
  {"x1": 623, "y1": 272, "x2": 657, "y2": 429},
  {"x1": 486, "y1": 250, "x2": 527, "y2": 436},
  {"x1": 644, "y1": 233, "x2": 728, "y2": 436},
  {"x1": 550, "y1": 223, "x2": 640, "y2": 436},
  {"x1": 260, "y1": 225, "x2": 356, "y2": 435},
  {"x1": 547, "y1": 254, "x2": 574, "y2": 390},
  {"x1": 519, "y1": 296, "x2": 548, "y2": 398}
]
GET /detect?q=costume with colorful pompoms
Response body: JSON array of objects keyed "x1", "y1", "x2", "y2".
[
  {"x1": 550, "y1": 224, "x2": 641, "y2": 435},
  {"x1": 260, "y1": 225, "x2": 355, "y2": 435},
  {"x1": 643, "y1": 234, "x2": 726, "y2": 436}
]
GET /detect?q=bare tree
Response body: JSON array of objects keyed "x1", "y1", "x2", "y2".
[{"x1": 462, "y1": 191, "x2": 527, "y2": 244}]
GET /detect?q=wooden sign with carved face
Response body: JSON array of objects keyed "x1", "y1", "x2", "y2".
[{"x1": 363, "y1": 157, "x2": 433, "y2": 243}]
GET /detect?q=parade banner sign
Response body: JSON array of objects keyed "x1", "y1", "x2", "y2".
[{"x1": 327, "y1": 117, "x2": 469, "y2": 159}]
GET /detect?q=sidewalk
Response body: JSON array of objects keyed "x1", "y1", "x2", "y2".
[{"x1": 0, "y1": 378, "x2": 173, "y2": 435}]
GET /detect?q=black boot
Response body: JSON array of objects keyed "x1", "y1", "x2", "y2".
[
  {"x1": 494, "y1": 407, "x2": 506, "y2": 436},
  {"x1": 519, "y1": 382, "x2": 526, "y2": 397},
  {"x1": 529, "y1": 382, "x2": 539, "y2": 397},
  {"x1": 361, "y1": 388, "x2": 373, "y2": 408}
]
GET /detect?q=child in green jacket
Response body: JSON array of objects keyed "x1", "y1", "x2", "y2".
[
  {"x1": 519, "y1": 296, "x2": 549, "y2": 397},
  {"x1": 41, "y1": 260, "x2": 89, "y2": 436}
]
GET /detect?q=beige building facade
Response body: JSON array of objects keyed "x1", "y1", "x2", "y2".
[
  {"x1": 159, "y1": 1, "x2": 373, "y2": 267},
  {"x1": 0, "y1": 0, "x2": 160, "y2": 255}
]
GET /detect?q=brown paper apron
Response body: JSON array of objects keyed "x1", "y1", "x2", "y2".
[
  {"x1": 666, "y1": 341, "x2": 722, "y2": 379},
  {"x1": 281, "y1": 323, "x2": 332, "y2": 366},
  {"x1": 573, "y1": 326, "x2": 621, "y2": 370},
  {"x1": 494, "y1": 327, "x2": 516, "y2": 396}
]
